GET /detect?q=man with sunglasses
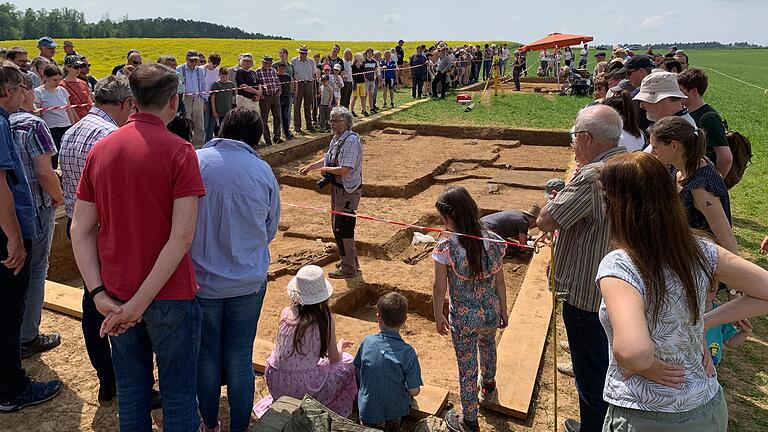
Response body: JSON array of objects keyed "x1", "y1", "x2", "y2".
[
  {"x1": 0, "y1": 61, "x2": 63, "y2": 413},
  {"x1": 536, "y1": 105, "x2": 625, "y2": 432},
  {"x1": 59, "y1": 75, "x2": 136, "y2": 404},
  {"x1": 77, "y1": 56, "x2": 98, "y2": 93},
  {"x1": 112, "y1": 49, "x2": 142, "y2": 76}
]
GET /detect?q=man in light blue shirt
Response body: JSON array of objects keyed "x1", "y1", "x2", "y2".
[
  {"x1": 177, "y1": 50, "x2": 208, "y2": 148},
  {"x1": 189, "y1": 107, "x2": 280, "y2": 432}
]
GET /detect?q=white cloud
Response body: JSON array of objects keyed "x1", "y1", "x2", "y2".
[
  {"x1": 383, "y1": 14, "x2": 402, "y2": 24},
  {"x1": 293, "y1": 17, "x2": 325, "y2": 27},
  {"x1": 639, "y1": 10, "x2": 679, "y2": 30},
  {"x1": 601, "y1": 6, "x2": 614, "y2": 14},
  {"x1": 282, "y1": 1, "x2": 316, "y2": 13}
]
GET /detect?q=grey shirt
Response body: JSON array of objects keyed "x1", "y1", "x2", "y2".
[
  {"x1": 291, "y1": 56, "x2": 316, "y2": 81},
  {"x1": 324, "y1": 130, "x2": 363, "y2": 192},
  {"x1": 481, "y1": 211, "x2": 529, "y2": 240}
]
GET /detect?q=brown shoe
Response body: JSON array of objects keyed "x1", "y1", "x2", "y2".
[{"x1": 327, "y1": 268, "x2": 358, "y2": 279}]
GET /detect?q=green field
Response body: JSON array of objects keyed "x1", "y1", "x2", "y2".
[{"x1": 0, "y1": 38, "x2": 518, "y2": 78}]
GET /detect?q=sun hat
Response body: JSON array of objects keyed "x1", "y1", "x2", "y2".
[
  {"x1": 240, "y1": 53, "x2": 253, "y2": 61},
  {"x1": 297, "y1": 45, "x2": 310, "y2": 53},
  {"x1": 287, "y1": 265, "x2": 334, "y2": 306},
  {"x1": 63, "y1": 40, "x2": 74, "y2": 47},
  {"x1": 522, "y1": 205, "x2": 542, "y2": 220},
  {"x1": 262, "y1": 55, "x2": 274, "y2": 63},
  {"x1": 633, "y1": 71, "x2": 687, "y2": 104}
]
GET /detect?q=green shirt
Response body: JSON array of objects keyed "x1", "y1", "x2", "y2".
[
  {"x1": 210, "y1": 81, "x2": 236, "y2": 117},
  {"x1": 690, "y1": 104, "x2": 728, "y2": 165}
]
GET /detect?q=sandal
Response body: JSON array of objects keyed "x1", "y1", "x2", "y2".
[{"x1": 444, "y1": 408, "x2": 480, "y2": 432}]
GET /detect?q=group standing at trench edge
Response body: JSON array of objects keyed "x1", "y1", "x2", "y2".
[{"x1": 1, "y1": 35, "x2": 768, "y2": 432}]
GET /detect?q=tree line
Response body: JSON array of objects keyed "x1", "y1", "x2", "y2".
[
  {"x1": 594, "y1": 41, "x2": 763, "y2": 50},
  {"x1": 0, "y1": 3, "x2": 290, "y2": 40}
]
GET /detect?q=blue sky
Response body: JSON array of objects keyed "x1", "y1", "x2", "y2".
[{"x1": 14, "y1": 0, "x2": 768, "y2": 45}]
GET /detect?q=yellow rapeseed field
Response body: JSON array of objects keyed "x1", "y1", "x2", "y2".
[{"x1": 2, "y1": 38, "x2": 518, "y2": 78}]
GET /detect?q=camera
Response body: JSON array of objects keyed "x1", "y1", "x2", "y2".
[{"x1": 317, "y1": 172, "x2": 335, "y2": 189}]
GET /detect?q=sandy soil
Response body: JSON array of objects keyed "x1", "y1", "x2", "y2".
[{"x1": 9, "y1": 128, "x2": 582, "y2": 431}]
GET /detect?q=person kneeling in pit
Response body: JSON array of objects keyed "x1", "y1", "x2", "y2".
[
  {"x1": 299, "y1": 106, "x2": 363, "y2": 279},
  {"x1": 481, "y1": 205, "x2": 541, "y2": 255}
]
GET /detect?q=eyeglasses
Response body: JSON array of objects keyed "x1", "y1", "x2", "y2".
[
  {"x1": 17, "y1": 84, "x2": 31, "y2": 92},
  {"x1": 131, "y1": 61, "x2": 142, "y2": 65},
  {"x1": 329, "y1": 118, "x2": 344, "y2": 123},
  {"x1": 569, "y1": 130, "x2": 591, "y2": 142}
]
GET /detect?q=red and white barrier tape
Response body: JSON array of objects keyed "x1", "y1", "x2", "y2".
[{"x1": 283, "y1": 202, "x2": 535, "y2": 250}]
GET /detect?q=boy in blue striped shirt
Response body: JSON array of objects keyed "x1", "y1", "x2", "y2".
[{"x1": 354, "y1": 292, "x2": 423, "y2": 431}]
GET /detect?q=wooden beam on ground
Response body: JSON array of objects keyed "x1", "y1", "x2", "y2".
[
  {"x1": 252, "y1": 338, "x2": 449, "y2": 419},
  {"x1": 44, "y1": 280, "x2": 83, "y2": 319},
  {"x1": 483, "y1": 244, "x2": 553, "y2": 419}
]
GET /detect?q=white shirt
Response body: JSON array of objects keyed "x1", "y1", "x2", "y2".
[
  {"x1": 34, "y1": 86, "x2": 72, "y2": 128},
  {"x1": 203, "y1": 66, "x2": 220, "y2": 91},
  {"x1": 619, "y1": 130, "x2": 646, "y2": 152}
]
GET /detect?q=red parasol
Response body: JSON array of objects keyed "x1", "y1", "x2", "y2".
[{"x1": 521, "y1": 33, "x2": 594, "y2": 52}]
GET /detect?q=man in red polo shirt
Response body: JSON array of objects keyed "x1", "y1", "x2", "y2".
[{"x1": 71, "y1": 63, "x2": 205, "y2": 432}]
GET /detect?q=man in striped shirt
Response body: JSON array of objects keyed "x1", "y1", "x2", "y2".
[
  {"x1": 59, "y1": 75, "x2": 133, "y2": 404},
  {"x1": 537, "y1": 105, "x2": 625, "y2": 432}
]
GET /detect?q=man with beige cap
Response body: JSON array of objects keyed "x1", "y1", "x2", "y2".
[
  {"x1": 291, "y1": 45, "x2": 316, "y2": 133},
  {"x1": 633, "y1": 71, "x2": 695, "y2": 127}
]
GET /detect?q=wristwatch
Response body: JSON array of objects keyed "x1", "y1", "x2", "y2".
[{"x1": 89, "y1": 285, "x2": 107, "y2": 299}]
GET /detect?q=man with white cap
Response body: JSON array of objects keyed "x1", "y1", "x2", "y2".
[{"x1": 634, "y1": 71, "x2": 696, "y2": 127}]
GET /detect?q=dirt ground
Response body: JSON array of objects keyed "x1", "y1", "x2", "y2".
[{"x1": 3, "y1": 128, "x2": 584, "y2": 432}]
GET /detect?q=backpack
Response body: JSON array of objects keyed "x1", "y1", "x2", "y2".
[{"x1": 722, "y1": 119, "x2": 753, "y2": 189}]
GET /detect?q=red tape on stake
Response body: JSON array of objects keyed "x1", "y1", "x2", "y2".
[{"x1": 284, "y1": 202, "x2": 536, "y2": 250}]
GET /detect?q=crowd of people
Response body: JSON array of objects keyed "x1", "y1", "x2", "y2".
[{"x1": 1, "y1": 34, "x2": 768, "y2": 432}]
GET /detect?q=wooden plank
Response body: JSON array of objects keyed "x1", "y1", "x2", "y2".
[
  {"x1": 483, "y1": 244, "x2": 553, "y2": 419},
  {"x1": 251, "y1": 338, "x2": 449, "y2": 419},
  {"x1": 411, "y1": 385, "x2": 449, "y2": 419},
  {"x1": 44, "y1": 280, "x2": 83, "y2": 319}
]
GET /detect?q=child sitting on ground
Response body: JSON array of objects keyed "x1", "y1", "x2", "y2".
[
  {"x1": 354, "y1": 292, "x2": 423, "y2": 432},
  {"x1": 432, "y1": 186, "x2": 508, "y2": 432},
  {"x1": 258, "y1": 265, "x2": 357, "y2": 417},
  {"x1": 706, "y1": 290, "x2": 752, "y2": 366}
]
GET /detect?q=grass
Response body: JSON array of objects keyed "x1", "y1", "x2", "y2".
[{"x1": 0, "y1": 38, "x2": 517, "y2": 78}]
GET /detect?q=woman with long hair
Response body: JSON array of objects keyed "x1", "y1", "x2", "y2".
[
  {"x1": 602, "y1": 90, "x2": 645, "y2": 151},
  {"x1": 597, "y1": 152, "x2": 768, "y2": 431},
  {"x1": 649, "y1": 116, "x2": 737, "y2": 252},
  {"x1": 432, "y1": 187, "x2": 508, "y2": 432}
]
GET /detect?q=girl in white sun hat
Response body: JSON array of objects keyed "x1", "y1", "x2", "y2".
[{"x1": 257, "y1": 265, "x2": 357, "y2": 417}]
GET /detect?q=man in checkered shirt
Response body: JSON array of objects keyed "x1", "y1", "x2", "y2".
[
  {"x1": 298, "y1": 106, "x2": 363, "y2": 279},
  {"x1": 58, "y1": 75, "x2": 134, "y2": 404}
]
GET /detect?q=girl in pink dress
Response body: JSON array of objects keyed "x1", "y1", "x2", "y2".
[{"x1": 261, "y1": 265, "x2": 357, "y2": 417}]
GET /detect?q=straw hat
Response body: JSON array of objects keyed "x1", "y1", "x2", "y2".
[
  {"x1": 287, "y1": 265, "x2": 334, "y2": 306},
  {"x1": 297, "y1": 45, "x2": 310, "y2": 53},
  {"x1": 522, "y1": 205, "x2": 542, "y2": 220}
]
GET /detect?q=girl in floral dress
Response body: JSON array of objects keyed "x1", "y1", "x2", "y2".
[
  {"x1": 432, "y1": 187, "x2": 509, "y2": 432},
  {"x1": 259, "y1": 265, "x2": 357, "y2": 417}
]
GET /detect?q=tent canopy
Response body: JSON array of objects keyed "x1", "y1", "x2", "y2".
[{"x1": 521, "y1": 33, "x2": 594, "y2": 52}]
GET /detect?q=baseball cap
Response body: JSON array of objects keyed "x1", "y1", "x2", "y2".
[
  {"x1": 323, "y1": 64, "x2": 331, "y2": 70},
  {"x1": 38, "y1": 36, "x2": 57, "y2": 48},
  {"x1": 594, "y1": 52, "x2": 607, "y2": 58},
  {"x1": 333, "y1": 63, "x2": 342, "y2": 71},
  {"x1": 633, "y1": 71, "x2": 687, "y2": 104},
  {"x1": 240, "y1": 53, "x2": 253, "y2": 61},
  {"x1": 63, "y1": 40, "x2": 74, "y2": 47},
  {"x1": 618, "y1": 55, "x2": 654, "y2": 73},
  {"x1": 545, "y1": 178, "x2": 566, "y2": 196},
  {"x1": 64, "y1": 55, "x2": 85, "y2": 68},
  {"x1": 185, "y1": 50, "x2": 200, "y2": 59},
  {"x1": 262, "y1": 55, "x2": 274, "y2": 63}
]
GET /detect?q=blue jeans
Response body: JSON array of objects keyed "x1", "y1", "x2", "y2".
[
  {"x1": 197, "y1": 285, "x2": 266, "y2": 432},
  {"x1": 482, "y1": 60, "x2": 492, "y2": 80},
  {"x1": 110, "y1": 299, "x2": 202, "y2": 432},
  {"x1": 21, "y1": 205, "x2": 56, "y2": 343},
  {"x1": 562, "y1": 302, "x2": 609, "y2": 432},
  {"x1": 204, "y1": 99, "x2": 216, "y2": 142}
]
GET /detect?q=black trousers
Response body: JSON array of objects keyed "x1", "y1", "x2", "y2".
[
  {"x1": 432, "y1": 72, "x2": 448, "y2": 99},
  {"x1": 0, "y1": 233, "x2": 32, "y2": 402},
  {"x1": 49, "y1": 126, "x2": 71, "y2": 170},
  {"x1": 412, "y1": 75, "x2": 425, "y2": 98},
  {"x1": 513, "y1": 67, "x2": 522, "y2": 91},
  {"x1": 67, "y1": 218, "x2": 115, "y2": 385}
]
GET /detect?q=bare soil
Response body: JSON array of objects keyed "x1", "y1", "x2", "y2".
[{"x1": 8, "y1": 128, "x2": 583, "y2": 432}]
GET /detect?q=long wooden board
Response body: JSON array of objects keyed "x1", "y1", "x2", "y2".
[
  {"x1": 44, "y1": 280, "x2": 84, "y2": 318},
  {"x1": 483, "y1": 245, "x2": 553, "y2": 418},
  {"x1": 252, "y1": 339, "x2": 448, "y2": 418}
]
